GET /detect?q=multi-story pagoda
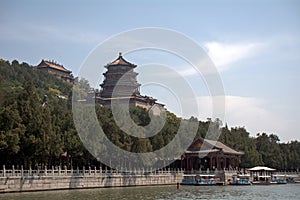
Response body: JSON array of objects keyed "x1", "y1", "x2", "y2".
[
  {"x1": 100, "y1": 52, "x2": 141, "y2": 98},
  {"x1": 97, "y1": 53, "x2": 164, "y2": 114}
]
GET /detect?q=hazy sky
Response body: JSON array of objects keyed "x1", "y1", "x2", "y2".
[{"x1": 1, "y1": 0, "x2": 300, "y2": 142}]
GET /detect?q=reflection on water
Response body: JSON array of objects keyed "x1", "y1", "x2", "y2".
[{"x1": 1, "y1": 184, "x2": 300, "y2": 200}]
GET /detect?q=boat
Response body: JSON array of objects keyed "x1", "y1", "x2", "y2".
[
  {"x1": 196, "y1": 174, "x2": 217, "y2": 185},
  {"x1": 271, "y1": 174, "x2": 287, "y2": 184},
  {"x1": 248, "y1": 166, "x2": 276, "y2": 185},
  {"x1": 230, "y1": 174, "x2": 251, "y2": 185},
  {"x1": 286, "y1": 174, "x2": 300, "y2": 183},
  {"x1": 252, "y1": 175, "x2": 273, "y2": 185},
  {"x1": 181, "y1": 174, "x2": 197, "y2": 185},
  {"x1": 181, "y1": 174, "x2": 217, "y2": 186}
]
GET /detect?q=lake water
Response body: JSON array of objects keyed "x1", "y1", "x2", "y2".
[{"x1": 1, "y1": 184, "x2": 299, "y2": 200}]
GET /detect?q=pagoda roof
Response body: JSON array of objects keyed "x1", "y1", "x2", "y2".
[
  {"x1": 37, "y1": 60, "x2": 71, "y2": 73},
  {"x1": 107, "y1": 52, "x2": 136, "y2": 67}
]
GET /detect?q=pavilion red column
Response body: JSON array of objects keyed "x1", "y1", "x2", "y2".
[
  {"x1": 210, "y1": 155, "x2": 213, "y2": 170},
  {"x1": 181, "y1": 156, "x2": 183, "y2": 169},
  {"x1": 217, "y1": 155, "x2": 220, "y2": 170},
  {"x1": 235, "y1": 158, "x2": 239, "y2": 169},
  {"x1": 186, "y1": 157, "x2": 189, "y2": 170}
]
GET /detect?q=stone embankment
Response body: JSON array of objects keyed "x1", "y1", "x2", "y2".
[{"x1": 0, "y1": 166, "x2": 183, "y2": 193}]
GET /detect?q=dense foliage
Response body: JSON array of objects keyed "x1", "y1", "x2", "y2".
[{"x1": 0, "y1": 59, "x2": 299, "y2": 170}]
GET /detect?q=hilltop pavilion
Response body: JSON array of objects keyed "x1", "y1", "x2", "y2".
[{"x1": 37, "y1": 60, "x2": 74, "y2": 83}]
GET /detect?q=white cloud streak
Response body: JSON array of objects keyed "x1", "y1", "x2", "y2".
[
  {"x1": 177, "y1": 41, "x2": 264, "y2": 77},
  {"x1": 204, "y1": 41, "x2": 263, "y2": 71},
  {"x1": 196, "y1": 95, "x2": 289, "y2": 140}
]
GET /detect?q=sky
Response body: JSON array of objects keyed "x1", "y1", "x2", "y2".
[{"x1": 1, "y1": 0, "x2": 300, "y2": 142}]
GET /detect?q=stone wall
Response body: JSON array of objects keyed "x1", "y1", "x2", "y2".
[{"x1": 0, "y1": 169, "x2": 183, "y2": 193}]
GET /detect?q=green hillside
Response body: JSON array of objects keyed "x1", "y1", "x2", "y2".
[{"x1": 0, "y1": 59, "x2": 299, "y2": 170}]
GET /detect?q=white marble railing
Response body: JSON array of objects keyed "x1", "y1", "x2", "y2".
[{"x1": 0, "y1": 165, "x2": 184, "y2": 178}]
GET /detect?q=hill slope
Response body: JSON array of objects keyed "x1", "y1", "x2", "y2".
[{"x1": 0, "y1": 59, "x2": 299, "y2": 170}]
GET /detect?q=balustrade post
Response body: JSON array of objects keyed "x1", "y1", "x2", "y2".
[
  {"x1": 29, "y1": 166, "x2": 32, "y2": 176},
  {"x1": 83, "y1": 166, "x2": 85, "y2": 176},
  {"x1": 64, "y1": 165, "x2": 67, "y2": 175},
  {"x1": 21, "y1": 165, "x2": 24, "y2": 177},
  {"x1": 100, "y1": 167, "x2": 102, "y2": 176},
  {"x1": 12, "y1": 165, "x2": 15, "y2": 176},
  {"x1": 77, "y1": 166, "x2": 79, "y2": 175},
  {"x1": 45, "y1": 166, "x2": 47, "y2": 176},
  {"x1": 3, "y1": 165, "x2": 5, "y2": 177},
  {"x1": 88, "y1": 166, "x2": 91, "y2": 175},
  {"x1": 52, "y1": 166, "x2": 54, "y2": 176},
  {"x1": 58, "y1": 166, "x2": 61, "y2": 176}
]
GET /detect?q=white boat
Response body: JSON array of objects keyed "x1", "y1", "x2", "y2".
[
  {"x1": 271, "y1": 174, "x2": 287, "y2": 184},
  {"x1": 181, "y1": 174, "x2": 217, "y2": 186},
  {"x1": 286, "y1": 174, "x2": 300, "y2": 183},
  {"x1": 230, "y1": 174, "x2": 251, "y2": 185}
]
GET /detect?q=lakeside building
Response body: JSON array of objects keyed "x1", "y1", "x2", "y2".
[
  {"x1": 36, "y1": 60, "x2": 74, "y2": 83},
  {"x1": 176, "y1": 137, "x2": 244, "y2": 171},
  {"x1": 96, "y1": 53, "x2": 164, "y2": 114}
]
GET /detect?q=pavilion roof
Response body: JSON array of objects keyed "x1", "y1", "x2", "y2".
[
  {"x1": 37, "y1": 60, "x2": 71, "y2": 73},
  {"x1": 187, "y1": 137, "x2": 244, "y2": 155},
  {"x1": 205, "y1": 139, "x2": 244, "y2": 155}
]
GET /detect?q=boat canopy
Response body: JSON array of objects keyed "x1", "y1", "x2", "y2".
[
  {"x1": 247, "y1": 166, "x2": 276, "y2": 171},
  {"x1": 257, "y1": 175, "x2": 271, "y2": 178}
]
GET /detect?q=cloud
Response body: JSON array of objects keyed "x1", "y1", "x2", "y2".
[
  {"x1": 204, "y1": 41, "x2": 263, "y2": 71},
  {"x1": 195, "y1": 95, "x2": 290, "y2": 140},
  {"x1": 176, "y1": 41, "x2": 264, "y2": 77}
]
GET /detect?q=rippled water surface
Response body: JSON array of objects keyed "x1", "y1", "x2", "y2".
[{"x1": 1, "y1": 184, "x2": 299, "y2": 200}]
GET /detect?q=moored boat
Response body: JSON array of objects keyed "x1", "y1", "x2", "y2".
[
  {"x1": 252, "y1": 175, "x2": 272, "y2": 185},
  {"x1": 248, "y1": 166, "x2": 276, "y2": 185},
  {"x1": 181, "y1": 174, "x2": 197, "y2": 185},
  {"x1": 181, "y1": 174, "x2": 217, "y2": 186},
  {"x1": 271, "y1": 174, "x2": 287, "y2": 184},
  {"x1": 286, "y1": 174, "x2": 300, "y2": 183},
  {"x1": 196, "y1": 174, "x2": 217, "y2": 185},
  {"x1": 230, "y1": 174, "x2": 251, "y2": 185}
]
